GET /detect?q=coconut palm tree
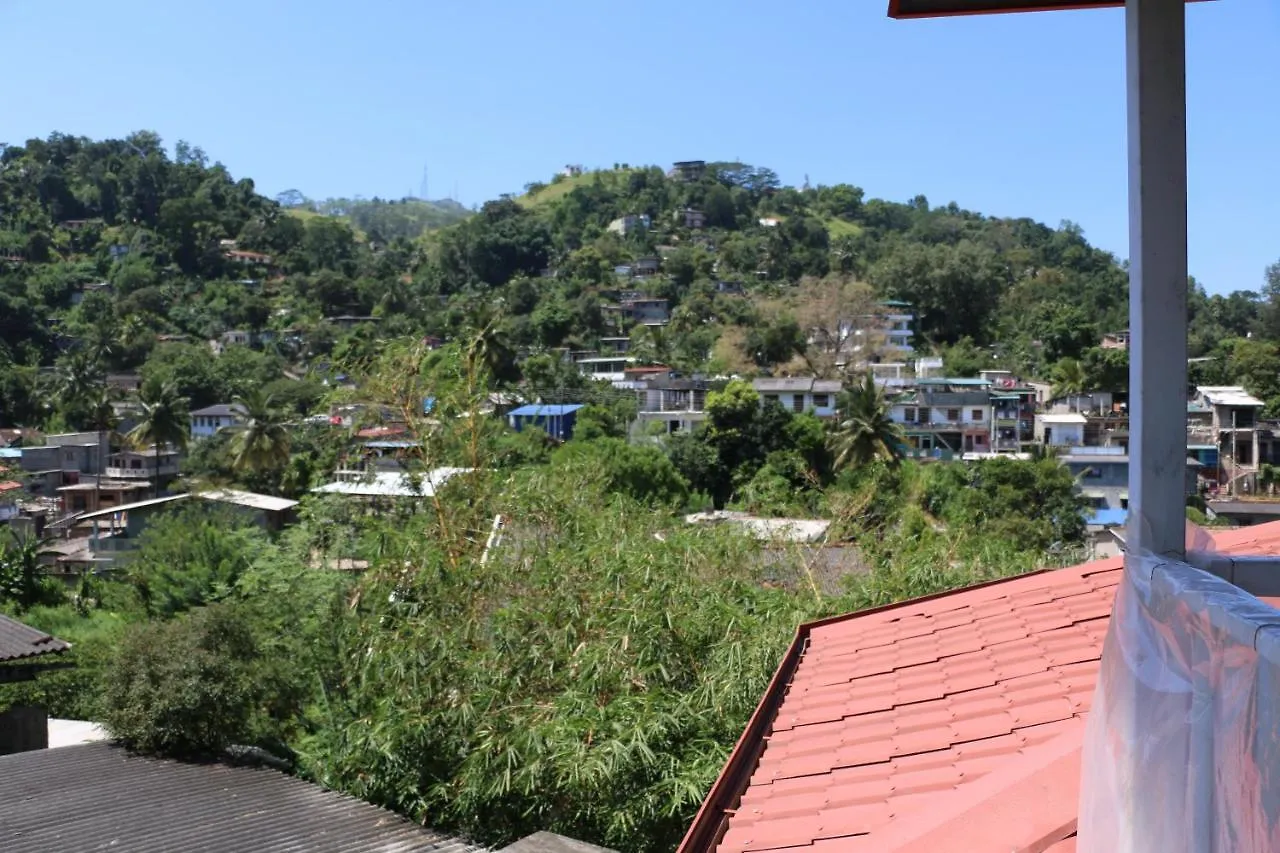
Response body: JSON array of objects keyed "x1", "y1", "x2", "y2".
[
  {"x1": 228, "y1": 389, "x2": 292, "y2": 481},
  {"x1": 128, "y1": 382, "x2": 190, "y2": 497},
  {"x1": 1050, "y1": 357, "x2": 1087, "y2": 401},
  {"x1": 830, "y1": 373, "x2": 905, "y2": 470},
  {"x1": 83, "y1": 384, "x2": 121, "y2": 435}
]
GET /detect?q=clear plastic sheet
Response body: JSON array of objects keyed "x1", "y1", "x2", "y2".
[{"x1": 1079, "y1": 524, "x2": 1280, "y2": 852}]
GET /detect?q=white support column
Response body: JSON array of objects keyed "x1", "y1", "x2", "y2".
[{"x1": 1126, "y1": 0, "x2": 1189, "y2": 560}]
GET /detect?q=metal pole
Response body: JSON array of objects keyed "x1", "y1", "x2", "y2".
[{"x1": 1125, "y1": 0, "x2": 1189, "y2": 561}]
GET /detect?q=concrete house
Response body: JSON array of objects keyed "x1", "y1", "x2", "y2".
[
  {"x1": 1062, "y1": 446, "x2": 1199, "y2": 512},
  {"x1": 890, "y1": 388, "x2": 993, "y2": 455},
  {"x1": 606, "y1": 214, "x2": 650, "y2": 236},
  {"x1": 752, "y1": 378, "x2": 841, "y2": 417},
  {"x1": 1191, "y1": 385, "x2": 1265, "y2": 494},
  {"x1": 1036, "y1": 412, "x2": 1088, "y2": 447},
  {"x1": 190, "y1": 403, "x2": 247, "y2": 440},
  {"x1": 633, "y1": 377, "x2": 711, "y2": 436}
]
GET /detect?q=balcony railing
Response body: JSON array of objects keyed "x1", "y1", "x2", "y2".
[{"x1": 104, "y1": 463, "x2": 179, "y2": 479}]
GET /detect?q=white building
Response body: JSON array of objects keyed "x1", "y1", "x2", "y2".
[
  {"x1": 190, "y1": 404, "x2": 247, "y2": 440},
  {"x1": 1036, "y1": 412, "x2": 1088, "y2": 447},
  {"x1": 752, "y1": 378, "x2": 841, "y2": 417}
]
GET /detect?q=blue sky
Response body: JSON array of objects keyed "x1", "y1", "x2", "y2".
[{"x1": 2, "y1": 0, "x2": 1276, "y2": 293}]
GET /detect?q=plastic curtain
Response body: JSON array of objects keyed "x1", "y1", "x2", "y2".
[{"x1": 1079, "y1": 525, "x2": 1280, "y2": 852}]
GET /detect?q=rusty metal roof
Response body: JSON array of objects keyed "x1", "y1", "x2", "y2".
[
  {"x1": 0, "y1": 615, "x2": 70, "y2": 663},
  {"x1": 679, "y1": 521, "x2": 1280, "y2": 853}
]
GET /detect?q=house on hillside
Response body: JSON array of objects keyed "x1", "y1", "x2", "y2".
[
  {"x1": 508, "y1": 404, "x2": 584, "y2": 442},
  {"x1": 190, "y1": 403, "x2": 247, "y2": 439},
  {"x1": 105, "y1": 447, "x2": 180, "y2": 485},
  {"x1": 669, "y1": 160, "x2": 706, "y2": 181},
  {"x1": 632, "y1": 256, "x2": 662, "y2": 278},
  {"x1": 606, "y1": 214, "x2": 650, "y2": 237},
  {"x1": 70, "y1": 281, "x2": 111, "y2": 305},
  {"x1": 1101, "y1": 329, "x2": 1130, "y2": 349},
  {"x1": 633, "y1": 376, "x2": 712, "y2": 437},
  {"x1": 680, "y1": 208, "x2": 707, "y2": 229},
  {"x1": 752, "y1": 378, "x2": 840, "y2": 418},
  {"x1": 1036, "y1": 412, "x2": 1087, "y2": 447},
  {"x1": 1062, "y1": 447, "x2": 1199, "y2": 511},
  {"x1": 1191, "y1": 385, "x2": 1265, "y2": 495},
  {"x1": 676, "y1": 520, "x2": 1280, "y2": 853},
  {"x1": 889, "y1": 388, "x2": 993, "y2": 455}
]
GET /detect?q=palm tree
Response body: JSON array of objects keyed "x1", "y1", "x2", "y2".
[
  {"x1": 83, "y1": 385, "x2": 121, "y2": 435},
  {"x1": 228, "y1": 389, "x2": 292, "y2": 480},
  {"x1": 128, "y1": 382, "x2": 190, "y2": 497},
  {"x1": 1050, "y1": 357, "x2": 1087, "y2": 401},
  {"x1": 830, "y1": 374, "x2": 905, "y2": 470},
  {"x1": 48, "y1": 349, "x2": 106, "y2": 426}
]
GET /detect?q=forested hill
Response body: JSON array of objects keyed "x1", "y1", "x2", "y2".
[
  {"x1": 1, "y1": 131, "x2": 1278, "y2": 429},
  {"x1": 277, "y1": 193, "x2": 471, "y2": 241}
]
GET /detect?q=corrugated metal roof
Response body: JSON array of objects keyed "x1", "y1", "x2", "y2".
[
  {"x1": 312, "y1": 468, "x2": 472, "y2": 498},
  {"x1": 678, "y1": 521, "x2": 1280, "y2": 853},
  {"x1": 752, "y1": 378, "x2": 842, "y2": 393},
  {"x1": 509, "y1": 404, "x2": 586, "y2": 417},
  {"x1": 189, "y1": 403, "x2": 245, "y2": 418},
  {"x1": 0, "y1": 742, "x2": 488, "y2": 853},
  {"x1": 76, "y1": 494, "x2": 190, "y2": 522},
  {"x1": 197, "y1": 489, "x2": 298, "y2": 513},
  {"x1": 0, "y1": 615, "x2": 70, "y2": 662}
]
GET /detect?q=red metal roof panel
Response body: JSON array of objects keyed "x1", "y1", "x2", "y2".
[{"x1": 680, "y1": 519, "x2": 1280, "y2": 853}]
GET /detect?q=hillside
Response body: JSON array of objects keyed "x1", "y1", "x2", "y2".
[
  {"x1": 284, "y1": 196, "x2": 471, "y2": 241},
  {"x1": 1, "y1": 132, "x2": 1277, "y2": 430}
]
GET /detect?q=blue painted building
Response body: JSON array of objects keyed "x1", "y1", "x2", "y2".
[{"x1": 507, "y1": 404, "x2": 585, "y2": 442}]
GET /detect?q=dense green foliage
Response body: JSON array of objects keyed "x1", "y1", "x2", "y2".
[
  {"x1": 6, "y1": 132, "x2": 1280, "y2": 434},
  {"x1": 3, "y1": 132, "x2": 1265, "y2": 852}
]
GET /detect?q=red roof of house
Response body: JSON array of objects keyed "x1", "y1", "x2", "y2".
[
  {"x1": 679, "y1": 521, "x2": 1280, "y2": 853},
  {"x1": 0, "y1": 481, "x2": 23, "y2": 493}
]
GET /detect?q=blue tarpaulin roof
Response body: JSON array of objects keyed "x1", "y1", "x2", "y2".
[
  {"x1": 509, "y1": 404, "x2": 585, "y2": 417},
  {"x1": 1087, "y1": 509, "x2": 1128, "y2": 528}
]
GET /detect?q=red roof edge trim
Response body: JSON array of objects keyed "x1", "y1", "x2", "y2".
[
  {"x1": 677, "y1": 567, "x2": 1058, "y2": 853},
  {"x1": 678, "y1": 627, "x2": 807, "y2": 853}
]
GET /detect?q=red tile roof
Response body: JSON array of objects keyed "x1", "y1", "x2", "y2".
[
  {"x1": 0, "y1": 481, "x2": 23, "y2": 492},
  {"x1": 679, "y1": 521, "x2": 1280, "y2": 853}
]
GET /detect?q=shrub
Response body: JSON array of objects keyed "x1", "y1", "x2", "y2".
[{"x1": 99, "y1": 604, "x2": 263, "y2": 757}]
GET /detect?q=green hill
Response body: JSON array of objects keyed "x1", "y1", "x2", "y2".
[{"x1": 285, "y1": 196, "x2": 470, "y2": 241}]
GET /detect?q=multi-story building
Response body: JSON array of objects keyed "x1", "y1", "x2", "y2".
[
  {"x1": 753, "y1": 378, "x2": 841, "y2": 417},
  {"x1": 19, "y1": 432, "x2": 112, "y2": 495},
  {"x1": 105, "y1": 448, "x2": 181, "y2": 484},
  {"x1": 632, "y1": 376, "x2": 712, "y2": 437},
  {"x1": 890, "y1": 387, "x2": 993, "y2": 455},
  {"x1": 1062, "y1": 446, "x2": 1200, "y2": 511},
  {"x1": 1190, "y1": 386, "x2": 1265, "y2": 494}
]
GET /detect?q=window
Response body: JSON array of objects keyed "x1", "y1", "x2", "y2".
[
  {"x1": 813, "y1": 394, "x2": 829, "y2": 408},
  {"x1": 972, "y1": 409, "x2": 984, "y2": 421},
  {"x1": 1083, "y1": 466, "x2": 1101, "y2": 479},
  {"x1": 792, "y1": 396, "x2": 805, "y2": 413},
  {"x1": 764, "y1": 394, "x2": 779, "y2": 404},
  {"x1": 904, "y1": 407, "x2": 917, "y2": 422},
  {"x1": 946, "y1": 409, "x2": 960, "y2": 422}
]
